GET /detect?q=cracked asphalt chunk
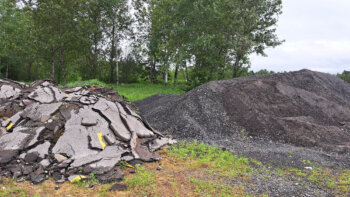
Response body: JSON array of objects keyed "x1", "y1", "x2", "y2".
[
  {"x1": 0, "y1": 127, "x2": 31, "y2": 151},
  {"x1": 28, "y1": 87, "x2": 55, "y2": 103},
  {"x1": 52, "y1": 110, "x2": 99, "y2": 159},
  {"x1": 116, "y1": 102, "x2": 154, "y2": 138},
  {"x1": 93, "y1": 98, "x2": 131, "y2": 141},
  {"x1": 27, "y1": 141, "x2": 51, "y2": 159},
  {"x1": 26, "y1": 127, "x2": 45, "y2": 148},
  {"x1": 22, "y1": 102, "x2": 62, "y2": 122}
]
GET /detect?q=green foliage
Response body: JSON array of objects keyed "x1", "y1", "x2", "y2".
[
  {"x1": 1, "y1": 0, "x2": 283, "y2": 89},
  {"x1": 337, "y1": 70, "x2": 350, "y2": 83},
  {"x1": 140, "y1": 0, "x2": 283, "y2": 87}
]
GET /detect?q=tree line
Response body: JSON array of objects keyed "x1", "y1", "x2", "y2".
[{"x1": 0, "y1": 0, "x2": 284, "y2": 87}]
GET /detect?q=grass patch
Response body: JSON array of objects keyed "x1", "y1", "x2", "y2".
[
  {"x1": 125, "y1": 165, "x2": 156, "y2": 196},
  {"x1": 0, "y1": 179, "x2": 26, "y2": 197},
  {"x1": 169, "y1": 141, "x2": 252, "y2": 180},
  {"x1": 60, "y1": 79, "x2": 186, "y2": 101}
]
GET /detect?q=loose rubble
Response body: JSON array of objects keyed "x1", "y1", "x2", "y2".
[
  {"x1": 136, "y1": 70, "x2": 350, "y2": 167},
  {"x1": 0, "y1": 79, "x2": 175, "y2": 184}
]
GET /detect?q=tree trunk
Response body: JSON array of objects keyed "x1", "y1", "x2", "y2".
[
  {"x1": 232, "y1": 56, "x2": 240, "y2": 78},
  {"x1": 35, "y1": 57, "x2": 39, "y2": 80},
  {"x1": 174, "y1": 64, "x2": 179, "y2": 86},
  {"x1": 58, "y1": 48, "x2": 64, "y2": 84},
  {"x1": 185, "y1": 62, "x2": 189, "y2": 82},
  {"x1": 93, "y1": 33, "x2": 98, "y2": 78},
  {"x1": 27, "y1": 59, "x2": 33, "y2": 81},
  {"x1": 109, "y1": 22, "x2": 116, "y2": 83},
  {"x1": 6, "y1": 60, "x2": 9, "y2": 79},
  {"x1": 182, "y1": 69, "x2": 186, "y2": 81},
  {"x1": 165, "y1": 68, "x2": 168, "y2": 88},
  {"x1": 50, "y1": 47, "x2": 55, "y2": 80},
  {"x1": 116, "y1": 59, "x2": 119, "y2": 87},
  {"x1": 150, "y1": 58, "x2": 156, "y2": 84}
]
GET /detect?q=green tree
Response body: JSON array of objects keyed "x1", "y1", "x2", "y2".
[
  {"x1": 140, "y1": 0, "x2": 283, "y2": 87},
  {"x1": 337, "y1": 71, "x2": 350, "y2": 83}
]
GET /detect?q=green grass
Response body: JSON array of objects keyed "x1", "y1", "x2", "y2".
[
  {"x1": 169, "y1": 141, "x2": 252, "y2": 180},
  {"x1": 60, "y1": 79, "x2": 186, "y2": 102},
  {"x1": 125, "y1": 165, "x2": 156, "y2": 196},
  {"x1": 0, "y1": 179, "x2": 26, "y2": 197}
]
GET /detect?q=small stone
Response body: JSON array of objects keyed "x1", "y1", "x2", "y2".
[
  {"x1": 54, "y1": 154, "x2": 68, "y2": 163},
  {"x1": 16, "y1": 177, "x2": 26, "y2": 183},
  {"x1": 109, "y1": 183, "x2": 127, "y2": 191},
  {"x1": 13, "y1": 171, "x2": 22, "y2": 178},
  {"x1": 128, "y1": 159, "x2": 143, "y2": 167},
  {"x1": 34, "y1": 165, "x2": 45, "y2": 175},
  {"x1": 85, "y1": 184, "x2": 94, "y2": 189},
  {"x1": 52, "y1": 172, "x2": 63, "y2": 181},
  {"x1": 156, "y1": 166, "x2": 162, "y2": 171},
  {"x1": 24, "y1": 152, "x2": 39, "y2": 163},
  {"x1": 56, "y1": 179, "x2": 65, "y2": 184},
  {"x1": 22, "y1": 165, "x2": 34, "y2": 175},
  {"x1": 55, "y1": 185, "x2": 60, "y2": 190},
  {"x1": 60, "y1": 169, "x2": 66, "y2": 174},
  {"x1": 40, "y1": 159, "x2": 50, "y2": 168},
  {"x1": 30, "y1": 173, "x2": 45, "y2": 184}
]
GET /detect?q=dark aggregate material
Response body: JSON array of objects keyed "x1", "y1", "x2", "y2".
[
  {"x1": 0, "y1": 79, "x2": 174, "y2": 184},
  {"x1": 136, "y1": 70, "x2": 350, "y2": 168}
]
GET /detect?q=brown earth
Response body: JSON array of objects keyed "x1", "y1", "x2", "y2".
[{"x1": 136, "y1": 70, "x2": 350, "y2": 167}]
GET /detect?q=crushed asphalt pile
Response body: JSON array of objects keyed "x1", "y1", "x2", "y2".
[
  {"x1": 0, "y1": 79, "x2": 175, "y2": 184},
  {"x1": 136, "y1": 70, "x2": 350, "y2": 166}
]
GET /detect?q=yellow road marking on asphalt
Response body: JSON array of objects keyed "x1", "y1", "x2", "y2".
[
  {"x1": 97, "y1": 133, "x2": 107, "y2": 149},
  {"x1": 6, "y1": 123, "x2": 13, "y2": 131},
  {"x1": 70, "y1": 175, "x2": 87, "y2": 183}
]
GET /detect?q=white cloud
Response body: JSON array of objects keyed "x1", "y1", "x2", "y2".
[{"x1": 250, "y1": 0, "x2": 350, "y2": 74}]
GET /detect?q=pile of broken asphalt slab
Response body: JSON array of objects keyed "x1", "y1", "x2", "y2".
[{"x1": 0, "y1": 79, "x2": 175, "y2": 184}]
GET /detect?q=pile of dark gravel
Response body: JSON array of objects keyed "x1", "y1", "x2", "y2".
[
  {"x1": 0, "y1": 79, "x2": 174, "y2": 184},
  {"x1": 136, "y1": 70, "x2": 350, "y2": 167}
]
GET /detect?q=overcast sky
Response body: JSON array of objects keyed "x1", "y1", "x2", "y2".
[{"x1": 250, "y1": 0, "x2": 350, "y2": 74}]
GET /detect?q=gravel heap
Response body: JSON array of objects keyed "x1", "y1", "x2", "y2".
[
  {"x1": 136, "y1": 70, "x2": 350, "y2": 158},
  {"x1": 0, "y1": 79, "x2": 175, "y2": 184}
]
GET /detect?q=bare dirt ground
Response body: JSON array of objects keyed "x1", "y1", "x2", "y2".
[{"x1": 136, "y1": 70, "x2": 350, "y2": 169}]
